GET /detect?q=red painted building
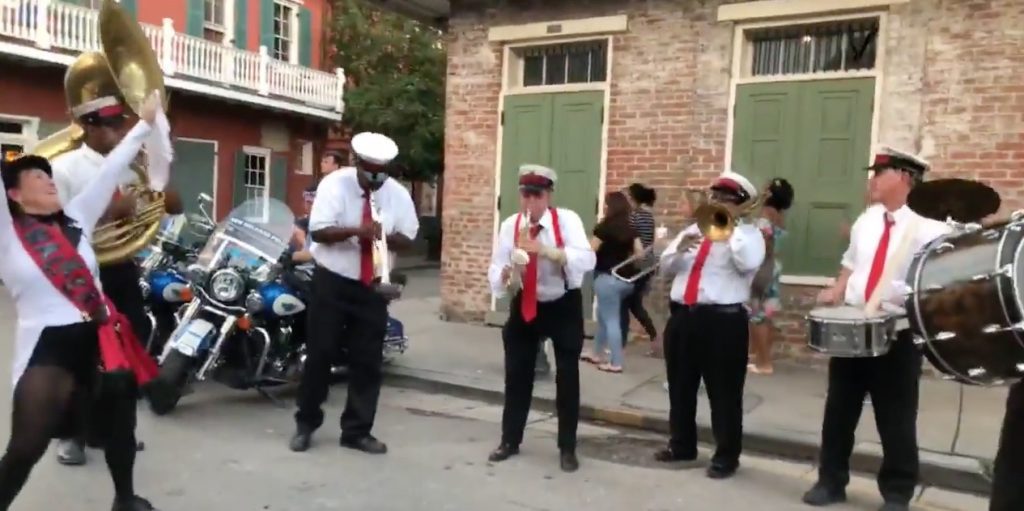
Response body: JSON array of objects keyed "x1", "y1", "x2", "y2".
[{"x1": 0, "y1": 0, "x2": 342, "y2": 218}]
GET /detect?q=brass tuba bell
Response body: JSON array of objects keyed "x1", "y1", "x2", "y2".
[
  {"x1": 692, "y1": 189, "x2": 772, "y2": 242},
  {"x1": 30, "y1": 0, "x2": 168, "y2": 266}
]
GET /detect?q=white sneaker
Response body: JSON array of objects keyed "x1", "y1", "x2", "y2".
[{"x1": 56, "y1": 439, "x2": 86, "y2": 466}]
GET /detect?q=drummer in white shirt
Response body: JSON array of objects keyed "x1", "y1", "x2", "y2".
[
  {"x1": 804, "y1": 147, "x2": 950, "y2": 511},
  {"x1": 289, "y1": 132, "x2": 418, "y2": 455}
]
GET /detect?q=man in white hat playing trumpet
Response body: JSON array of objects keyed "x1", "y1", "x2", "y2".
[
  {"x1": 290, "y1": 132, "x2": 418, "y2": 455},
  {"x1": 655, "y1": 170, "x2": 765, "y2": 479},
  {"x1": 803, "y1": 147, "x2": 949, "y2": 511},
  {"x1": 486, "y1": 164, "x2": 595, "y2": 472}
]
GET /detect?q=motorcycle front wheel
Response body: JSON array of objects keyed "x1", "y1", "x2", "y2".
[{"x1": 147, "y1": 351, "x2": 193, "y2": 416}]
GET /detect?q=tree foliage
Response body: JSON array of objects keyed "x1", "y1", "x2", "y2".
[{"x1": 331, "y1": 0, "x2": 446, "y2": 182}]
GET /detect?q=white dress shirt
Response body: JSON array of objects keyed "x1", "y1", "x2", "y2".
[
  {"x1": 0, "y1": 121, "x2": 152, "y2": 388},
  {"x1": 488, "y1": 208, "x2": 596, "y2": 302},
  {"x1": 659, "y1": 222, "x2": 766, "y2": 305},
  {"x1": 308, "y1": 167, "x2": 419, "y2": 280},
  {"x1": 52, "y1": 143, "x2": 140, "y2": 205},
  {"x1": 841, "y1": 203, "x2": 951, "y2": 306}
]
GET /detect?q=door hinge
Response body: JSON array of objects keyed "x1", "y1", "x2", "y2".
[
  {"x1": 500, "y1": 111, "x2": 505, "y2": 125},
  {"x1": 497, "y1": 195, "x2": 501, "y2": 211},
  {"x1": 599, "y1": 105, "x2": 604, "y2": 124},
  {"x1": 595, "y1": 198, "x2": 599, "y2": 215}
]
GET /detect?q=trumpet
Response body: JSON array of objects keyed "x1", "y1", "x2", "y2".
[
  {"x1": 505, "y1": 221, "x2": 531, "y2": 291},
  {"x1": 369, "y1": 192, "x2": 403, "y2": 300},
  {"x1": 692, "y1": 188, "x2": 772, "y2": 242}
]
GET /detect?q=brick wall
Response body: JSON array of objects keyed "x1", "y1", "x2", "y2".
[{"x1": 441, "y1": 0, "x2": 1024, "y2": 354}]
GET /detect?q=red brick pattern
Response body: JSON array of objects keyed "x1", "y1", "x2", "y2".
[{"x1": 441, "y1": 0, "x2": 1024, "y2": 357}]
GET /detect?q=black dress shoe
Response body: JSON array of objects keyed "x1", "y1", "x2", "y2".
[
  {"x1": 801, "y1": 483, "x2": 847, "y2": 506},
  {"x1": 706, "y1": 463, "x2": 737, "y2": 479},
  {"x1": 560, "y1": 451, "x2": 579, "y2": 473},
  {"x1": 653, "y1": 447, "x2": 697, "y2": 463},
  {"x1": 340, "y1": 435, "x2": 388, "y2": 454},
  {"x1": 488, "y1": 443, "x2": 519, "y2": 462},
  {"x1": 111, "y1": 495, "x2": 156, "y2": 511},
  {"x1": 289, "y1": 430, "x2": 312, "y2": 452}
]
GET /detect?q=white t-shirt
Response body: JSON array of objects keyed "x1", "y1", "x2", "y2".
[{"x1": 51, "y1": 143, "x2": 139, "y2": 205}]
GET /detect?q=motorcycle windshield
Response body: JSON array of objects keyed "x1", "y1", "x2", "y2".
[{"x1": 195, "y1": 198, "x2": 295, "y2": 272}]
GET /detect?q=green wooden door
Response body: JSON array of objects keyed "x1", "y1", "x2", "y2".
[
  {"x1": 170, "y1": 139, "x2": 216, "y2": 245},
  {"x1": 494, "y1": 91, "x2": 603, "y2": 320},
  {"x1": 733, "y1": 78, "x2": 873, "y2": 277}
]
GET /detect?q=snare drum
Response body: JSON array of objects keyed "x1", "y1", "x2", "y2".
[
  {"x1": 906, "y1": 220, "x2": 1024, "y2": 385},
  {"x1": 807, "y1": 305, "x2": 897, "y2": 357}
]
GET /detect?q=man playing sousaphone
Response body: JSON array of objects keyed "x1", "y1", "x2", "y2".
[{"x1": 803, "y1": 147, "x2": 949, "y2": 511}]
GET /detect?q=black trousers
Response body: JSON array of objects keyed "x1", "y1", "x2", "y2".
[
  {"x1": 816, "y1": 332, "x2": 920, "y2": 504},
  {"x1": 100, "y1": 261, "x2": 151, "y2": 344},
  {"x1": 501, "y1": 289, "x2": 584, "y2": 451},
  {"x1": 664, "y1": 302, "x2": 749, "y2": 468},
  {"x1": 295, "y1": 266, "x2": 387, "y2": 440},
  {"x1": 620, "y1": 274, "x2": 657, "y2": 343},
  {"x1": 990, "y1": 380, "x2": 1024, "y2": 511},
  {"x1": 63, "y1": 260, "x2": 149, "y2": 447}
]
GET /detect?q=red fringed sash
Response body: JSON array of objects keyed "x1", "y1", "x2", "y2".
[{"x1": 13, "y1": 215, "x2": 158, "y2": 386}]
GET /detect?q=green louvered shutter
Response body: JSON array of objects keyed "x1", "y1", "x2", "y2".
[
  {"x1": 269, "y1": 154, "x2": 288, "y2": 203},
  {"x1": 119, "y1": 0, "x2": 137, "y2": 18},
  {"x1": 233, "y1": 150, "x2": 248, "y2": 207},
  {"x1": 234, "y1": 0, "x2": 248, "y2": 49},
  {"x1": 298, "y1": 7, "x2": 312, "y2": 66},
  {"x1": 259, "y1": 0, "x2": 275, "y2": 53},
  {"x1": 186, "y1": 0, "x2": 204, "y2": 37}
]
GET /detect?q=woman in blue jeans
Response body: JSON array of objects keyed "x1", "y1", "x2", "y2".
[{"x1": 581, "y1": 192, "x2": 643, "y2": 373}]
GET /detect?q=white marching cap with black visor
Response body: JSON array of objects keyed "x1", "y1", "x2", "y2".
[
  {"x1": 351, "y1": 132, "x2": 399, "y2": 166},
  {"x1": 711, "y1": 170, "x2": 758, "y2": 202},
  {"x1": 518, "y1": 164, "x2": 557, "y2": 192},
  {"x1": 865, "y1": 145, "x2": 930, "y2": 177}
]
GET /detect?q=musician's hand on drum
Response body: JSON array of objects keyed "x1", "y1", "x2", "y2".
[{"x1": 817, "y1": 286, "x2": 840, "y2": 305}]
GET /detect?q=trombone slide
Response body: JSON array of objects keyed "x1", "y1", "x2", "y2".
[
  {"x1": 506, "y1": 222, "x2": 531, "y2": 291},
  {"x1": 610, "y1": 223, "x2": 671, "y2": 283},
  {"x1": 368, "y1": 193, "x2": 402, "y2": 299}
]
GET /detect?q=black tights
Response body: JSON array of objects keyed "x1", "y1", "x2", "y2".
[{"x1": 0, "y1": 367, "x2": 138, "y2": 509}]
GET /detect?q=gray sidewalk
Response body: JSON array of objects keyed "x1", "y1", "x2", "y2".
[{"x1": 386, "y1": 296, "x2": 1005, "y2": 496}]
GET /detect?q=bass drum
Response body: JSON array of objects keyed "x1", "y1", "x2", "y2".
[{"x1": 905, "y1": 220, "x2": 1024, "y2": 385}]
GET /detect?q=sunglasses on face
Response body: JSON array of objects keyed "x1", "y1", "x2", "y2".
[
  {"x1": 520, "y1": 188, "x2": 544, "y2": 198},
  {"x1": 357, "y1": 160, "x2": 388, "y2": 174}
]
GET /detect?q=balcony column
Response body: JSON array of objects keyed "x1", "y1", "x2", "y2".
[
  {"x1": 34, "y1": 0, "x2": 52, "y2": 50},
  {"x1": 258, "y1": 45, "x2": 270, "y2": 96},
  {"x1": 160, "y1": 18, "x2": 176, "y2": 76}
]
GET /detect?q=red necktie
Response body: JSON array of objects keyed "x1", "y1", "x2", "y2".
[
  {"x1": 359, "y1": 195, "x2": 374, "y2": 285},
  {"x1": 520, "y1": 224, "x2": 541, "y2": 323},
  {"x1": 864, "y1": 213, "x2": 895, "y2": 301},
  {"x1": 682, "y1": 238, "x2": 712, "y2": 305}
]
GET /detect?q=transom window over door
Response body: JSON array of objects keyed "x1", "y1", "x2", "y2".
[
  {"x1": 204, "y1": 0, "x2": 226, "y2": 43},
  {"x1": 272, "y1": 1, "x2": 295, "y2": 62},
  {"x1": 744, "y1": 18, "x2": 879, "y2": 77},
  {"x1": 513, "y1": 40, "x2": 608, "y2": 88}
]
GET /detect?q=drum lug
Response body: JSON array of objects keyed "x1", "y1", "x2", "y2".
[
  {"x1": 997, "y1": 264, "x2": 1013, "y2": 278},
  {"x1": 912, "y1": 335, "x2": 926, "y2": 346},
  {"x1": 935, "y1": 331, "x2": 956, "y2": 341},
  {"x1": 971, "y1": 273, "x2": 992, "y2": 282},
  {"x1": 967, "y1": 367, "x2": 987, "y2": 378},
  {"x1": 935, "y1": 242, "x2": 956, "y2": 253},
  {"x1": 925, "y1": 284, "x2": 944, "y2": 292},
  {"x1": 983, "y1": 324, "x2": 1004, "y2": 333},
  {"x1": 983, "y1": 229, "x2": 1001, "y2": 240},
  {"x1": 1017, "y1": 363, "x2": 1024, "y2": 374},
  {"x1": 964, "y1": 222, "x2": 982, "y2": 233},
  {"x1": 940, "y1": 374, "x2": 958, "y2": 381},
  {"x1": 1011, "y1": 210, "x2": 1024, "y2": 223}
]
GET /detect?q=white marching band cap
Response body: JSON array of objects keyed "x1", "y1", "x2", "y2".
[
  {"x1": 518, "y1": 164, "x2": 557, "y2": 190},
  {"x1": 351, "y1": 132, "x2": 399, "y2": 165},
  {"x1": 713, "y1": 170, "x2": 758, "y2": 201},
  {"x1": 866, "y1": 145, "x2": 930, "y2": 175},
  {"x1": 71, "y1": 95, "x2": 123, "y2": 119}
]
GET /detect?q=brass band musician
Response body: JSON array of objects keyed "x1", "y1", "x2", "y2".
[
  {"x1": 654, "y1": 171, "x2": 766, "y2": 479},
  {"x1": 803, "y1": 148, "x2": 949, "y2": 511}
]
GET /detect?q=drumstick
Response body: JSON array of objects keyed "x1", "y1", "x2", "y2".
[{"x1": 864, "y1": 216, "x2": 920, "y2": 315}]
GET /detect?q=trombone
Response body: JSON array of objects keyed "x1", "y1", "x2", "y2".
[
  {"x1": 504, "y1": 219, "x2": 531, "y2": 292},
  {"x1": 610, "y1": 187, "x2": 771, "y2": 283}
]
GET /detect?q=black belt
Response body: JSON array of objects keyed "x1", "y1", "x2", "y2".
[{"x1": 672, "y1": 302, "x2": 745, "y2": 314}]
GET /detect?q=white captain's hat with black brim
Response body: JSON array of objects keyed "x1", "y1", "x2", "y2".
[
  {"x1": 351, "y1": 132, "x2": 399, "y2": 166},
  {"x1": 866, "y1": 146, "x2": 930, "y2": 176},
  {"x1": 518, "y1": 164, "x2": 557, "y2": 192},
  {"x1": 711, "y1": 170, "x2": 758, "y2": 202}
]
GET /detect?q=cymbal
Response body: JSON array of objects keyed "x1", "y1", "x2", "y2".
[{"x1": 907, "y1": 178, "x2": 1001, "y2": 223}]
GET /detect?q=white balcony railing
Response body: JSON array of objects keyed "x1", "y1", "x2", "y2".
[{"x1": 0, "y1": 0, "x2": 344, "y2": 114}]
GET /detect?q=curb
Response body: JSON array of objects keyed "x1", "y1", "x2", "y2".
[
  {"x1": 383, "y1": 369, "x2": 992, "y2": 497},
  {"x1": 395, "y1": 262, "x2": 441, "y2": 271}
]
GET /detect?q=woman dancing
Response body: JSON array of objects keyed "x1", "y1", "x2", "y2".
[{"x1": 0, "y1": 92, "x2": 162, "y2": 511}]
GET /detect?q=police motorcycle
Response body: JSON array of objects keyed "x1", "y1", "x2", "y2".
[
  {"x1": 147, "y1": 197, "x2": 311, "y2": 415},
  {"x1": 134, "y1": 193, "x2": 217, "y2": 356}
]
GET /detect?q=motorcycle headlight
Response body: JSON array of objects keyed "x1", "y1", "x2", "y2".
[
  {"x1": 245, "y1": 291, "x2": 264, "y2": 313},
  {"x1": 210, "y1": 269, "x2": 244, "y2": 302}
]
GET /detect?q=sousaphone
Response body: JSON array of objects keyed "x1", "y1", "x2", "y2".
[{"x1": 30, "y1": 0, "x2": 168, "y2": 265}]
